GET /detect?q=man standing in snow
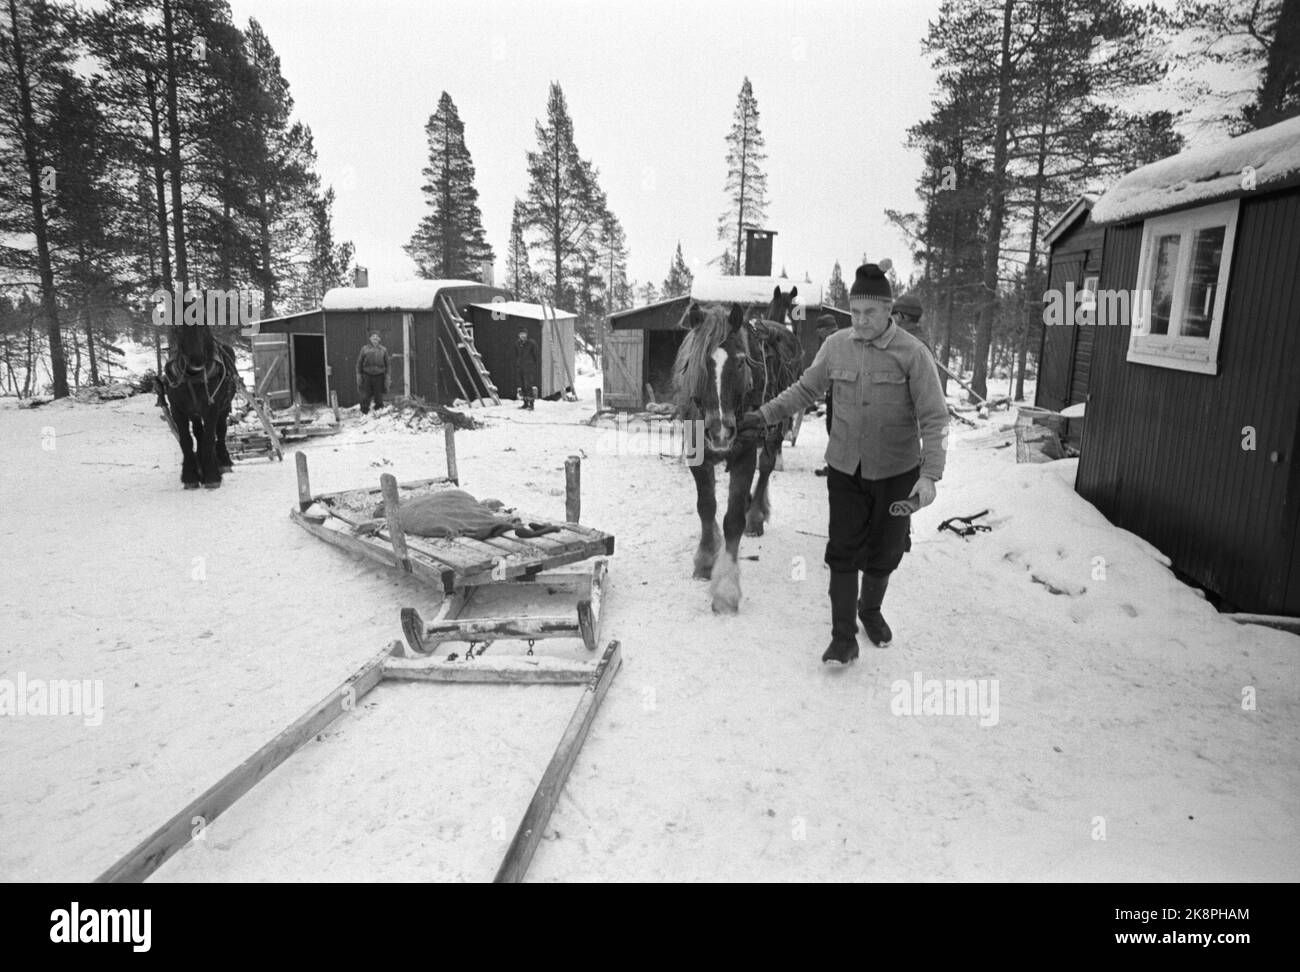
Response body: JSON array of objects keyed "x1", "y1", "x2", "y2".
[
  {"x1": 739, "y1": 262, "x2": 949, "y2": 664},
  {"x1": 515, "y1": 328, "x2": 539, "y2": 410},
  {"x1": 355, "y1": 331, "x2": 390, "y2": 415}
]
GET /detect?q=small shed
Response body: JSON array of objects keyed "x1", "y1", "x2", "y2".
[
  {"x1": 245, "y1": 280, "x2": 512, "y2": 408},
  {"x1": 604, "y1": 275, "x2": 821, "y2": 409},
  {"x1": 1036, "y1": 193, "x2": 1103, "y2": 413},
  {"x1": 463, "y1": 300, "x2": 577, "y2": 399},
  {"x1": 1077, "y1": 115, "x2": 1300, "y2": 615}
]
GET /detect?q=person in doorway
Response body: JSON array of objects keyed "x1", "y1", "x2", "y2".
[
  {"x1": 355, "y1": 331, "x2": 390, "y2": 415},
  {"x1": 515, "y1": 328, "x2": 539, "y2": 410},
  {"x1": 738, "y1": 262, "x2": 949, "y2": 663}
]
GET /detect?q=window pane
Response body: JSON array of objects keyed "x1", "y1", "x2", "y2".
[
  {"x1": 1148, "y1": 234, "x2": 1180, "y2": 336},
  {"x1": 1179, "y1": 225, "x2": 1225, "y2": 339}
]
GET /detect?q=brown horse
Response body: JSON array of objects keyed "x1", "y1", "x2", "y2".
[
  {"x1": 157, "y1": 321, "x2": 238, "y2": 489},
  {"x1": 672, "y1": 291, "x2": 804, "y2": 613}
]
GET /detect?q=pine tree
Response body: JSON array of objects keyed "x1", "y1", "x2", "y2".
[
  {"x1": 301, "y1": 186, "x2": 353, "y2": 305},
  {"x1": 715, "y1": 77, "x2": 768, "y2": 274},
  {"x1": 519, "y1": 82, "x2": 608, "y2": 311},
  {"x1": 596, "y1": 213, "x2": 630, "y2": 318},
  {"x1": 405, "y1": 91, "x2": 494, "y2": 280},
  {"x1": 638, "y1": 281, "x2": 659, "y2": 305},
  {"x1": 827, "y1": 261, "x2": 848, "y2": 309},
  {"x1": 505, "y1": 198, "x2": 537, "y2": 300},
  {"x1": 662, "y1": 241, "x2": 693, "y2": 298}
]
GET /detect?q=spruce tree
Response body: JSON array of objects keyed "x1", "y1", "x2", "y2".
[
  {"x1": 662, "y1": 242, "x2": 693, "y2": 298},
  {"x1": 505, "y1": 198, "x2": 536, "y2": 299},
  {"x1": 715, "y1": 77, "x2": 768, "y2": 274},
  {"x1": 405, "y1": 91, "x2": 494, "y2": 280}
]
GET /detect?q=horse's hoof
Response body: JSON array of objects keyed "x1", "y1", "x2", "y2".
[
  {"x1": 203, "y1": 481, "x2": 222, "y2": 490},
  {"x1": 711, "y1": 598, "x2": 739, "y2": 615},
  {"x1": 183, "y1": 482, "x2": 200, "y2": 490},
  {"x1": 220, "y1": 465, "x2": 233, "y2": 473},
  {"x1": 693, "y1": 567, "x2": 712, "y2": 580},
  {"x1": 744, "y1": 524, "x2": 764, "y2": 537}
]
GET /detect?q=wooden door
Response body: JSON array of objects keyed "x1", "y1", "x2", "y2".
[
  {"x1": 251, "y1": 333, "x2": 291, "y2": 405},
  {"x1": 603, "y1": 329, "x2": 643, "y2": 409}
]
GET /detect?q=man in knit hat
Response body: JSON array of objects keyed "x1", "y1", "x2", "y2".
[{"x1": 738, "y1": 262, "x2": 948, "y2": 663}]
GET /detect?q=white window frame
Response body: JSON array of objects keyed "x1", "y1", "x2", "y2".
[{"x1": 1127, "y1": 198, "x2": 1239, "y2": 375}]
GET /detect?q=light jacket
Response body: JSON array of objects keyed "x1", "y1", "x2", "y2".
[{"x1": 759, "y1": 321, "x2": 948, "y2": 481}]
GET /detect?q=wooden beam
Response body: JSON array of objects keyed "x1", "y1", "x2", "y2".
[
  {"x1": 382, "y1": 657, "x2": 597, "y2": 684},
  {"x1": 380, "y1": 473, "x2": 412, "y2": 573},
  {"x1": 576, "y1": 558, "x2": 607, "y2": 651},
  {"x1": 96, "y1": 645, "x2": 394, "y2": 883},
  {"x1": 494, "y1": 639, "x2": 622, "y2": 883},
  {"x1": 443, "y1": 423, "x2": 458, "y2": 484},
  {"x1": 422, "y1": 615, "x2": 581, "y2": 642},
  {"x1": 565, "y1": 456, "x2": 581, "y2": 524},
  {"x1": 295, "y1": 451, "x2": 312, "y2": 511}
]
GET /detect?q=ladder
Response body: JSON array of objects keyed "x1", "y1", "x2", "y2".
[{"x1": 440, "y1": 294, "x2": 501, "y2": 406}]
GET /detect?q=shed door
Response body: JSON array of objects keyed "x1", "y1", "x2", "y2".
[
  {"x1": 1036, "y1": 254, "x2": 1083, "y2": 412},
  {"x1": 542, "y1": 315, "x2": 574, "y2": 397},
  {"x1": 603, "y1": 330, "x2": 643, "y2": 409},
  {"x1": 252, "y1": 333, "x2": 291, "y2": 405}
]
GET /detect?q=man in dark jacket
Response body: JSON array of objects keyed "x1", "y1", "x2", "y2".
[
  {"x1": 739, "y1": 263, "x2": 949, "y2": 664},
  {"x1": 355, "y1": 331, "x2": 390, "y2": 415},
  {"x1": 515, "y1": 329, "x2": 539, "y2": 410}
]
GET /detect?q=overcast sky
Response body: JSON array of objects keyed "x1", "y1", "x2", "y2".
[{"x1": 224, "y1": 0, "x2": 943, "y2": 295}]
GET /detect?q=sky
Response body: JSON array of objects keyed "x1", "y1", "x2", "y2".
[{"x1": 224, "y1": 0, "x2": 944, "y2": 295}]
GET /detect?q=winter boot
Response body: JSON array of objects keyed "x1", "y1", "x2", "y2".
[
  {"x1": 822, "y1": 570, "x2": 861, "y2": 664},
  {"x1": 858, "y1": 570, "x2": 893, "y2": 647}
]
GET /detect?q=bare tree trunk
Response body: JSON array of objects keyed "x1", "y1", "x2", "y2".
[{"x1": 163, "y1": 0, "x2": 188, "y2": 294}]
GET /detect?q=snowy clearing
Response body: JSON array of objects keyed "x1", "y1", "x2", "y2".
[{"x1": 0, "y1": 377, "x2": 1296, "y2": 882}]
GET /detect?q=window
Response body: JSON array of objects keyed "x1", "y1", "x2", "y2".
[{"x1": 1127, "y1": 199, "x2": 1238, "y2": 374}]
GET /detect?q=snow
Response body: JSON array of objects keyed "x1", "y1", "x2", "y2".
[
  {"x1": 1092, "y1": 115, "x2": 1300, "y2": 225},
  {"x1": 1, "y1": 382, "x2": 1297, "y2": 881},
  {"x1": 466, "y1": 301, "x2": 577, "y2": 320},
  {"x1": 322, "y1": 280, "x2": 489, "y2": 311},
  {"x1": 690, "y1": 274, "x2": 824, "y2": 307}
]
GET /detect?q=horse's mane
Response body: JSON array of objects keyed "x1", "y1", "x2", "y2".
[{"x1": 671, "y1": 303, "x2": 733, "y2": 410}]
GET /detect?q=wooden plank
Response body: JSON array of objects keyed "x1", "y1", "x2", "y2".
[
  {"x1": 443, "y1": 424, "x2": 458, "y2": 484},
  {"x1": 382, "y1": 658, "x2": 597, "y2": 684},
  {"x1": 380, "y1": 474, "x2": 413, "y2": 573},
  {"x1": 494, "y1": 640, "x2": 622, "y2": 883},
  {"x1": 456, "y1": 548, "x2": 605, "y2": 587},
  {"x1": 96, "y1": 645, "x2": 394, "y2": 883},
  {"x1": 576, "y1": 558, "x2": 607, "y2": 651},
  {"x1": 291, "y1": 509, "x2": 459, "y2": 591},
  {"x1": 565, "y1": 456, "x2": 581, "y2": 524},
  {"x1": 296, "y1": 452, "x2": 312, "y2": 511},
  {"x1": 422, "y1": 614, "x2": 581, "y2": 641}
]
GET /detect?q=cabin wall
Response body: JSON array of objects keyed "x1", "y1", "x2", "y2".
[
  {"x1": 1076, "y1": 187, "x2": 1300, "y2": 614},
  {"x1": 1037, "y1": 218, "x2": 1105, "y2": 412}
]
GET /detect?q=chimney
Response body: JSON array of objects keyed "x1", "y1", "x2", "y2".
[
  {"x1": 744, "y1": 228, "x2": 776, "y2": 276},
  {"x1": 352, "y1": 267, "x2": 369, "y2": 288},
  {"x1": 480, "y1": 260, "x2": 495, "y2": 287}
]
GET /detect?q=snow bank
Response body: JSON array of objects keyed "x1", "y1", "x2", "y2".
[
  {"x1": 322, "y1": 280, "x2": 488, "y2": 311},
  {"x1": 1092, "y1": 115, "x2": 1300, "y2": 224}
]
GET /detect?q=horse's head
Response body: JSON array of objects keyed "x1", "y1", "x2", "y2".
[
  {"x1": 765, "y1": 285, "x2": 798, "y2": 328},
  {"x1": 675, "y1": 302, "x2": 753, "y2": 454}
]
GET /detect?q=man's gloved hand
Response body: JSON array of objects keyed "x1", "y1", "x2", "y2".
[
  {"x1": 737, "y1": 410, "x2": 766, "y2": 441},
  {"x1": 907, "y1": 476, "x2": 937, "y2": 509}
]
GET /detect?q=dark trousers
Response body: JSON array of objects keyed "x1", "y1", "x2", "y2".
[
  {"x1": 517, "y1": 367, "x2": 537, "y2": 402},
  {"x1": 359, "y1": 373, "x2": 386, "y2": 414},
  {"x1": 824, "y1": 463, "x2": 919, "y2": 574}
]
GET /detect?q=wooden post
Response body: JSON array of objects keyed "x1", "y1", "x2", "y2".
[
  {"x1": 444, "y1": 423, "x2": 458, "y2": 484},
  {"x1": 565, "y1": 455, "x2": 580, "y2": 524},
  {"x1": 330, "y1": 389, "x2": 340, "y2": 425},
  {"x1": 494, "y1": 639, "x2": 622, "y2": 883},
  {"x1": 295, "y1": 451, "x2": 312, "y2": 511},
  {"x1": 594, "y1": 388, "x2": 602, "y2": 412},
  {"x1": 380, "y1": 473, "x2": 412, "y2": 573}
]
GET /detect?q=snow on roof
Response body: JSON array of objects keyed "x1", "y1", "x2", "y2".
[
  {"x1": 321, "y1": 279, "x2": 488, "y2": 311},
  {"x1": 1043, "y1": 194, "x2": 1099, "y2": 247},
  {"x1": 689, "y1": 274, "x2": 823, "y2": 306},
  {"x1": 466, "y1": 300, "x2": 576, "y2": 320},
  {"x1": 1091, "y1": 116, "x2": 1300, "y2": 225}
]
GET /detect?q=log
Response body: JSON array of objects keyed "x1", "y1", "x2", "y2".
[
  {"x1": 494, "y1": 639, "x2": 622, "y2": 883},
  {"x1": 295, "y1": 451, "x2": 312, "y2": 511},
  {"x1": 379, "y1": 473, "x2": 412, "y2": 573},
  {"x1": 96, "y1": 645, "x2": 394, "y2": 883},
  {"x1": 565, "y1": 456, "x2": 581, "y2": 524}
]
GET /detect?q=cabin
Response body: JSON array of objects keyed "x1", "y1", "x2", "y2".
[
  {"x1": 244, "y1": 281, "x2": 573, "y2": 408},
  {"x1": 1036, "y1": 193, "x2": 1102, "y2": 413},
  {"x1": 603, "y1": 275, "x2": 826, "y2": 409},
  {"x1": 1075, "y1": 115, "x2": 1300, "y2": 616}
]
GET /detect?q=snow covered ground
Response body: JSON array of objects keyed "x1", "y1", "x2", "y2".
[{"x1": 1, "y1": 373, "x2": 1296, "y2": 882}]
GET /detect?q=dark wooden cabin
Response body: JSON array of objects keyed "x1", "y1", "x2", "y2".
[
  {"x1": 1037, "y1": 194, "x2": 1102, "y2": 413},
  {"x1": 245, "y1": 280, "x2": 512, "y2": 408},
  {"x1": 462, "y1": 300, "x2": 577, "y2": 399},
  {"x1": 1077, "y1": 116, "x2": 1300, "y2": 615}
]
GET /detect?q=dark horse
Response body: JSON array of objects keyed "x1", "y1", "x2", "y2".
[
  {"x1": 672, "y1": 287, "x2": 804, "y2": 613},
  {"x1": 157, "y1": 323, "x2": 238, "y2": 489}
]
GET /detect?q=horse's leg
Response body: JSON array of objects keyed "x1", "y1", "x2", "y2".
[
  {"x1": 217, "y1": 405, "x2": 233, "y2": 472},
  {"x1": 690, "y1": 460, "x2": 720, "y2": 579},
  {"x1": 745, "y1": 434, "x2": 778, "y2": 537},
  {"x1": 711, "y1": 444, "x2": 757, "y2": 614},
  {"x1": 198, "y1": 412, "x2": 222, "y2": 488},
  {"x1": 176, "y1": 407, "x2": 200, "y2": 489}
]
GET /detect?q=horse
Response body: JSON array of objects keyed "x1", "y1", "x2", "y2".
[
  {"x1": 157, "y1": 322, "x2": 238, "y2": 489},
  {"x1": 672, "y1": 290, "x2": 804, "y2": 614}
]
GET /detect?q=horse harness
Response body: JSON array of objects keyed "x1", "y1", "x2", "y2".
[{"x1": 162, "y1": 343, "x2": 237, "y2": 410}]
